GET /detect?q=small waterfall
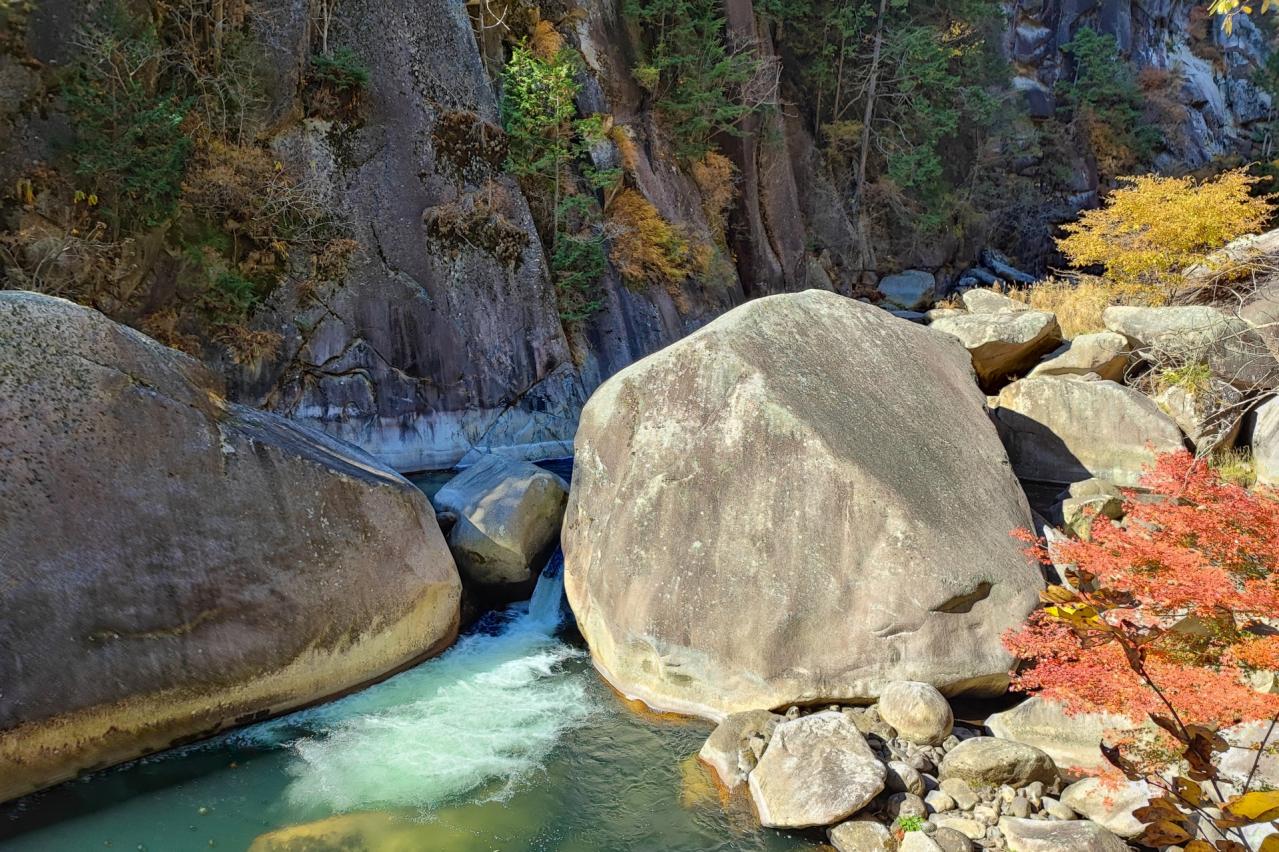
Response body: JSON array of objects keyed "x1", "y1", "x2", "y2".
[{"x1": 525, "y1": 550, "x2": 565, "y2": 631}]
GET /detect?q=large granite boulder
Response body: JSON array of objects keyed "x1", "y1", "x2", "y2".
[
  {"x1": 0, "y1": 292, "x2": 462, "y2": 803},
  {"x1": 1255, "y1": 397, "x2": 1279, "y2": 487},
  {"x1": 985, "y1": 697, "x2": 1141, "y2": 779},
  {"x1": 930, "y1": 310, "x2": 1063, "y2": 391},
  {"x1": 962, "y1": 288, "x2": 1030, "y2": 314},
  {"x1": 748, "y1": 711, "x2": 886, "y2": 828},
  {"x1": 563, "y1": 291, "x2": 1043, "y2": 719},
  {"x1": 1103, "y1": 305, "x2": 1279, "y2": 391},
  {"x1": 878, "y1": 270, "x2": 936, "y2": 310},
  {"x1": 994, "y1": 375, "x2": 1186, "y2": 486},
  {"x1": 432, "y1": 454, "x2": 568, "y2": 588},
  {"x1": 1028, "y1": 332, "x2": 1130, "y2": 382}
]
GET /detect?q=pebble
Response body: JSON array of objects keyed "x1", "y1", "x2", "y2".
[
  {"x1": 940, "y1": 778, "x2": 980, "y2": 811},
  {"x1": 925, "y1": 790, "x2": 956, "y2": 813},
  {"x1": 1040, "y1": 796, "x2": 1075, "y2": 821}
]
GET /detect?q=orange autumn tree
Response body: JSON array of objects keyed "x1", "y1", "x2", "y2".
[{"x1": 1004, "y1": 452, "x2": 1279, "y2": 850}]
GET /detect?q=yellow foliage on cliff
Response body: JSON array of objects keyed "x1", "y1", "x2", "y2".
[
  {"x1": 606, "y1": 189, "x2": 693, "y2": 289},
  {"x1": 1057, "y1": 169, "x2": 1272, "y2": 296}
]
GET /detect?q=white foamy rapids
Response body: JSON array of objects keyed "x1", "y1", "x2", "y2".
[{"x1": 258, "y1": 567, "x2": 589, "y2": 815}]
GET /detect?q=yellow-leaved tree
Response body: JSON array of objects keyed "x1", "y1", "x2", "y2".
[{"x1": 1056, "y1": 169, "x2": 1272, "y2": 300}]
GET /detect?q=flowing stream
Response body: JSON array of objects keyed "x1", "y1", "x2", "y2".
[{"x1": 0, "y1": 480, "x2": 819, "y2": 851}]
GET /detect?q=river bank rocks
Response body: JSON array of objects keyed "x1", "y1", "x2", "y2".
[
  {"x1": 431, "y1": 454, "x2": 568, "y2": 592},
  {"x1": 0, "y1": 292, "x2": 462, "y2": 803},
  {"x1": 563, "y1": 290, "x2": 1043, "y2": 718},
  {"x1": 695, "y1": 683, "x2": 1148, "y2": 851}
]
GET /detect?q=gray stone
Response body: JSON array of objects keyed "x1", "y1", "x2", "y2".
[
  {"x1": 0, "y1": 292, "x2": 462, "y2": 803},
  {"x1": 994, "y1": 376, "x2": 1186, "y2": 487},
  {"x1": 748, "y1": 711, "x2": 887, "y2": 829},
  {"x1": 563, "y1": 292, "x2": 1044, "y2": 718},
  {"x1": 900, "y1": 832, "x2": 945, "y2": 852},
  {"x1": 1153, "y1": 379, "x2": 1245, "y2": 452},
  {"x1": 1060, "y1": 777, "x2": 1151, "y2": 839},
  {"x1": 997, "y1": 817, "x2": 1128, "y2": 851},
  {"x1": 1040, "y1": 797, "x2": 1076, "y2": 820},
  {"x1": 961, "y1": 288, "x2": 1030, "y2": 314},
  {"x1": 927, "y1": 789, "x2": 957, "y2": 812},
  {"x1": 1029, "y1": 332, "x2": 1131, "y2": 382},
  {"x1": 878, "y1": 681, "x2": 955, "y2": 745},
  {"x1": 829, "y1": 818, "x2": 895, "y2": 852},
  {"x1": 698, "y1": 709, "x2": 782, "y2": 788},
  {"x1": 938, "y1": 737, "x2": 1059, "y2": 789},
  {"x1": 941, "y1": 778, "x2": 980, "y2": 811},
  {"x1": 888, "y1": 792, "x2": 929, "y2": 820},
  {"x1": 931, "y1": 816, "x2": 986, "y2": 840},
  {"x1": 929, "y1": 826, "x2": 973, "y2": 852},
  {"x1": 1254, "y1": 397, "x2": 1279, "y2": 487},
  {"x1": 1104, "y1": 305, "x2": 1279, "y2": 391},
  {"x1": 880, "y1": 270, "x2": 937, "y2": 310},
  {"x1": 985, "y1": 697, "x2": 1143, "y2": 780},
  {"x1": 433, "y1": 455, "x2": 568, "y2": 587},
  {"x1": 930, "y1": 310, "x2": 1063, "y2": 392},
  {"x1": 887, "y1": 760, "x2": 927, "y2": 796}
]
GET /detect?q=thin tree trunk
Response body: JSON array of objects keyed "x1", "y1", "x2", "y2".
[{"x1": 853, "y1": 0, "x2": 887, "y2": 209}]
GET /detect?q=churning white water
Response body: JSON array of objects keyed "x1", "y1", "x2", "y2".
[{"x1": 229, "y1": 556, "x2": 592, "y2": 815}]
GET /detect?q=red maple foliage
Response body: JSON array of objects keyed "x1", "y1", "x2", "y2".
[{"x1": 1005, "y1": 451, "x2": 1279, "y2": 748}]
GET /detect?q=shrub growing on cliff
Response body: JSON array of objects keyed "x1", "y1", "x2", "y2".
[
  {"x1": 624, "y1": 0, "x2": 767, "y2": 159},
  {"x1": 1005, "y1": 452, "x2": 1279, "y2": 849},
  {"x1": 1057, "y1": 169, "x2": 1272, "y2": 297},
  {"x1": 1057, "y1": 27, "x2": 1159, "y2": 178},
  {"x1": 62, "y1": 10, "x2": 192, "y2": 234}
]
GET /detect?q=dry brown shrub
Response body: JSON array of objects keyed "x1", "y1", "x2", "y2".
[
  {"x1": 606, "y1": 189, "x2": 693, "y2": 291},
  {"x1": 529, "y1": 19, "x2": 564, "y2": 60},
  {"x1": 1011, "y1": 275, "x2": 1167, "y2": 338},
  {"x1": 690, "y1": 151, "x2": 737, "y2": 242}
]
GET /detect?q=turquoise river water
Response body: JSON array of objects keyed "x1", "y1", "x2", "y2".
[{"x1": 0, "y1": 549, "x2": 823, "y2": 851}]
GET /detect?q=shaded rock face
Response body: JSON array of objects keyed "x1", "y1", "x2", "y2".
[
  {"x1": 432, "y1": 455, "x2": 568, "y2": 589},
  {"x1": 563, "y1": 291, "x2": 1043, "y2": 720},
  {"x1": 1006, "y1": 0, "x2": 1274, "y2": 171},
  {"x1": 254, "y1": 0, "x2": 584, "y2": 472},
  {"x1": 1253, "y1": 396, "x2": 1279, "y2": 487},
  {"x1": 995, "y1": 375, "x2": 1186, "y2": 486},
  {"x1": 0, "y1": 292, "x2": 462, "y2": 803},
  {"x1": 748, "y1": 711, "x2": 886, "y2": 829}
]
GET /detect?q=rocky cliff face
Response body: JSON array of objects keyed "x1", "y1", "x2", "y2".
[{"x1": 2, "y1": 0, "x2": 1274, "y2": 470}]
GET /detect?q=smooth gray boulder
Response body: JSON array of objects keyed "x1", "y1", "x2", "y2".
[
  {"x1": 1104, "y1": 304, "x2": 1279, "y2": 390},
  {"x1": 994, "y1": 375, "x2": 1186, "y2": 486},
  {"x1": 961, "y1": 288, "x2": 1030, "y2": 314},
  {"x1": 930, "y1": 310, "x2": 1063, "y2": 391},
  {"x1": 876, "y1": 681, "x2": 954, "y2": 745},
  {"x1": 1029, "y1": 331, "x2": 1130, "y2": 382},
  {"x1": 0, "y1": 292, "x2": 462, "y2": 803},
  {"x1": 997, "y1": 817, "x2": 1129, "y2": 852},
  {"x1": 938, "y1": 737, "x2": 1059, "y2": 788},
  {"x1": 1060, "y1": 777, "x2": 1151, "y2": 839},
  {"x1": 563, "y1": 291, "x2": 1043, "y2": 719},
  {"x1": 829, "y1": 817, "x2": 895, "y2": 851},
  {"x1": 748, "y1": 711, "x2": 886, "y2": 828},
  {"x1": 697, "y1": 709, "x2": 781, "y2": 789},
  {"x1": 985, "y1": 697, "x2": 1138, "y2": 779},
  {"x1": 879, "y1": 270, "x2": 936, "y2": 310},
  {"x1": 1153, "y1": 379, "x2": 1244, "y2": 452},
  {"x1": 433, "y1": 454, "x2": 568, "y2": 587},
  {"x1": 899, "y1": 833, "x2": 944, "y2": 852},
  {"x1": 1255, "y1": 397, "x2": 1279, "y2": 487}
]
